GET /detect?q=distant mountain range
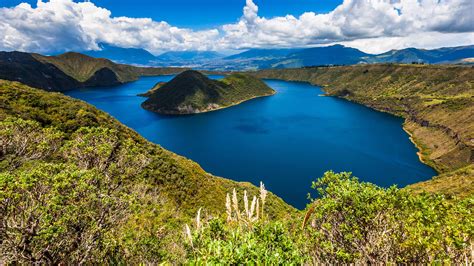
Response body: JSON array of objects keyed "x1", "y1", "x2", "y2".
[
  {"x1": 79, "y1": 44, "x2": 474, "y2": 70},
  {"x1": 83, "y1": 43, "x2": 156, "y2": 65}
]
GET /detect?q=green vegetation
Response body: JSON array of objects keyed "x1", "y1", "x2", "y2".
[
  {"x1": 0, "y1": 80, "x2": 292, "y2": 263},
  {"x1": 253, "y1": 64, "x2": 474, "y2": 196},
  {"x1": 141, "y1": 70, "x2": 275, "y2": 114},
  {"x1": 0, "y1": 51, "x2": 186, "y2": 91},
  {"x1": 1, "y1": 74, "x2": 472, "y2": 264},
  {"x1": 34, "y1": 52, "x2": 139, "y2": 83},
  {"x1": 409, "y1": 165, "x2": 474, "y2": 199},
  {"x1": 1, "y1": 79, "x2": 472, "y2": 263},
  {"x1": 138, "y1": 82, "x2": 166, "y2": 97},
  {"x1": 183, "y1": 172, "x2": 473, "y2": 264}
]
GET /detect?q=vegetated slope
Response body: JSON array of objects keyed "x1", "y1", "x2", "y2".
[
  {"x1": 0, "y1": 79, "x2": 293, "y2": 263},
  {"x1": 409, "y1": 165, "x2": 474, "y2": 199},
  {"x1": 0, "y1": 51, "x2": 187, "y2": 91},
  {"x1": 138, "y1": 82, "x2": 166, "y2": 97},
  {"x1": 33, "y1": 52, "x2": 139, "y2": 83},
  {"x1": 1, "y1": 80, "x2": 472, "y2": 264},
  {"x1": 253, "y1": 64, "x2": 474, "y2": 195},
  {"x1": 0, "y1": 51, "x2": 81, "y2": 90},
  {"x1": 142, "y1": 70, "x2": 275, "y2": 114}
]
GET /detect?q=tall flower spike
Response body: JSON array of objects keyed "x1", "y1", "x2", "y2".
[
  {"x1": 226, "y1": 193, "x2": 232, "y2": 222},
  {"x1": 244, "y1": 190, "x2": 249, "y2": 218},
  {"x1": 232, "y1": 188, "x2": 240, "y2": 220},
  {"x1": 185, "y1": 224, "x2": 192, "y2": 243},
  {"x1": 250, "y1": 195, "x2": 257, "y2": 220},
  {"x1": 256, "y1": 200, "x2": 260, "y2": 220},
  {"x1": 196, "y1": 208, "x2": 202, "y2": 231},
  {"x1": 260, "y1": 181, "x2": 267, "y2": 217}
]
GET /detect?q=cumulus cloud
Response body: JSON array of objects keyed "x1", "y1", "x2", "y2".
[
  {"x1": 0, "y1": 0, "x2": 220, "y2": 54},
  {"x1": 221, "y1": 0, "x2": 474, "y2": 51},
  {"x1": 0, "y1": 0, "x2": 472, "y2": 54}
]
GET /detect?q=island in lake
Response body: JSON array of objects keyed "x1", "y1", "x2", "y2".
[{"x1": 140, "y1": 70, "x2": 275, "y2": 114}]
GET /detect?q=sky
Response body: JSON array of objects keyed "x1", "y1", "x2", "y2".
[{"x1": 0, "y1": 0, "x2": 473, "y2": 55}]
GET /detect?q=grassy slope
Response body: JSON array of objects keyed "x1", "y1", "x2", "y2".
[
  {"x1": 34, "y1": 52, "x2": 138, "y2": 83},
  {"x1": 253, "y1": 64, "x2": 474, "y2": 196},
  {"x1": 142, "y1": 71, "x2": 275, "y2": 114},
  {"x1": 33, "y1": 52, "x2": 186, "y2": 84},
  {"x1": 0, "y1": 79, "x2": 293, "y2": 218}
]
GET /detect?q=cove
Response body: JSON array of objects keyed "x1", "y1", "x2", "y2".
[{"x1": 66, "y1": 75, "x2": 437, "y2": 209}]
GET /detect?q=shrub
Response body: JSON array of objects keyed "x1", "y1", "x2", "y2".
[
  {"x1": 303, "y1": 171, "x2": 473, "y2": 264},
  {"x1": 185, "y1": 184, "x2": 306, "y2": 264}
]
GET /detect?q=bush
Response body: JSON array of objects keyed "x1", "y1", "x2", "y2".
[
  {"x1": 185, "y1": 185, "x2": 306, "y2": 264},
  {"x1": 303, "y1": 171, "x2": 473, "y2": 264}
]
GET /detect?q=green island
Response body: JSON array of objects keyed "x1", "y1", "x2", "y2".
[
  {"x1": 0, "y1": 62, "x2": 473, "y2": 264},
  {"x1": 141, "y1": 70, "x2": 275, "y2": 114}
]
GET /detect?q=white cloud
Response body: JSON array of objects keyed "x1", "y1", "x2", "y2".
[
  {"x1": 220, "y1": 0, "x2": 474, "y2": 52},
  {"x1": 0, "y1": 0, "x2": 220, "y2": 54},
  {"x1": 0, "y1": 0, "x2": 472, "y2": 54}
]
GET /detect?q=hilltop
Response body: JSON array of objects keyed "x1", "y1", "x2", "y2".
[
  {"x1": 0, "y1": 51, "x2": 186, "y2": 91},
  {"x1": 141, "y1": 70, "x2": 275, "y2": 114},
  {"x1": 253, "y1": 64, "x2": 474, "y2": 196}
]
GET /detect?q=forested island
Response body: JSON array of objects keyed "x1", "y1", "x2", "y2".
[{"x1": 141, "y1": 70, "x2": 275, "y2": 114}]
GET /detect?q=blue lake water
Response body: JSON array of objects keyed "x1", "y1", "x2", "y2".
[{"x1": 66, "y1": 75, "x2": 437, "y2": 209}]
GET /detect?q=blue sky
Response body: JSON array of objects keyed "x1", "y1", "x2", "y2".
[
  {"x1": 2, "y1": 0, "x2": 343, "y2": 28},
  {"x1": 0, "y1": 0, "x2": 473, "y2": 54}
]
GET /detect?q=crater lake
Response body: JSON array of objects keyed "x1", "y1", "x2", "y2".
[{"x1": 66, "y1": 75, "x2": 437, "y2": 208}]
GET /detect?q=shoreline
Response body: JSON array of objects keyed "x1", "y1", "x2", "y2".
[
  {"x1": 142, "y1": 90, "x2": 276, "y2": 115},
  {"x1": 270, "y1": 78, "x2": 443, "y2": 175},
  {"x1": 402, "y1": 123, "x2": 439, "y2": 174}
]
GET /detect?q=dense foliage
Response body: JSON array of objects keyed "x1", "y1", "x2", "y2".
[
  {"x1": 0, "y1": 80, "x2": 472, "y2": 263},
  {"x1": 0, "y1": 80, "x2": 292, "y2": 263},
  {"x1": 183, "y1": 172, "x2": 472, "y2": 264},
  {"x1": 304, "y1": 171, "x2": 472, "y2": 264}
]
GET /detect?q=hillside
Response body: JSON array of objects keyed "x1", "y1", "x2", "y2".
[
  {"x1": 0, "y1": 51, "x2": 187, "y2": 91},
  {"x1": 33, "y1": 52, "x2": 139, "y2": 83},
  {"x1": 253, "y1": 64, "x2": 474, "y2": 195},
  {"x1": 141, "y1": 70, "x2": 275, "y2": 114},
  {"x1": 0, "y1": 79, "x2": 293, "y2": 263},
  {"x1": 1, "y1": 78, "x2": 472, "y2": 264},
  {"x1": 0, "y1": 51, "x2": 81, "y2": 91}
]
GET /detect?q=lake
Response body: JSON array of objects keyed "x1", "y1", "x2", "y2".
[{"x1": 66, "y1": 75, "x2": 437, "y2": 209}]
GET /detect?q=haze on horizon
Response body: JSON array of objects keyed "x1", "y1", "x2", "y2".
[{"x1": 0, "y1": 0, "x2": 473, "y2": 55}]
